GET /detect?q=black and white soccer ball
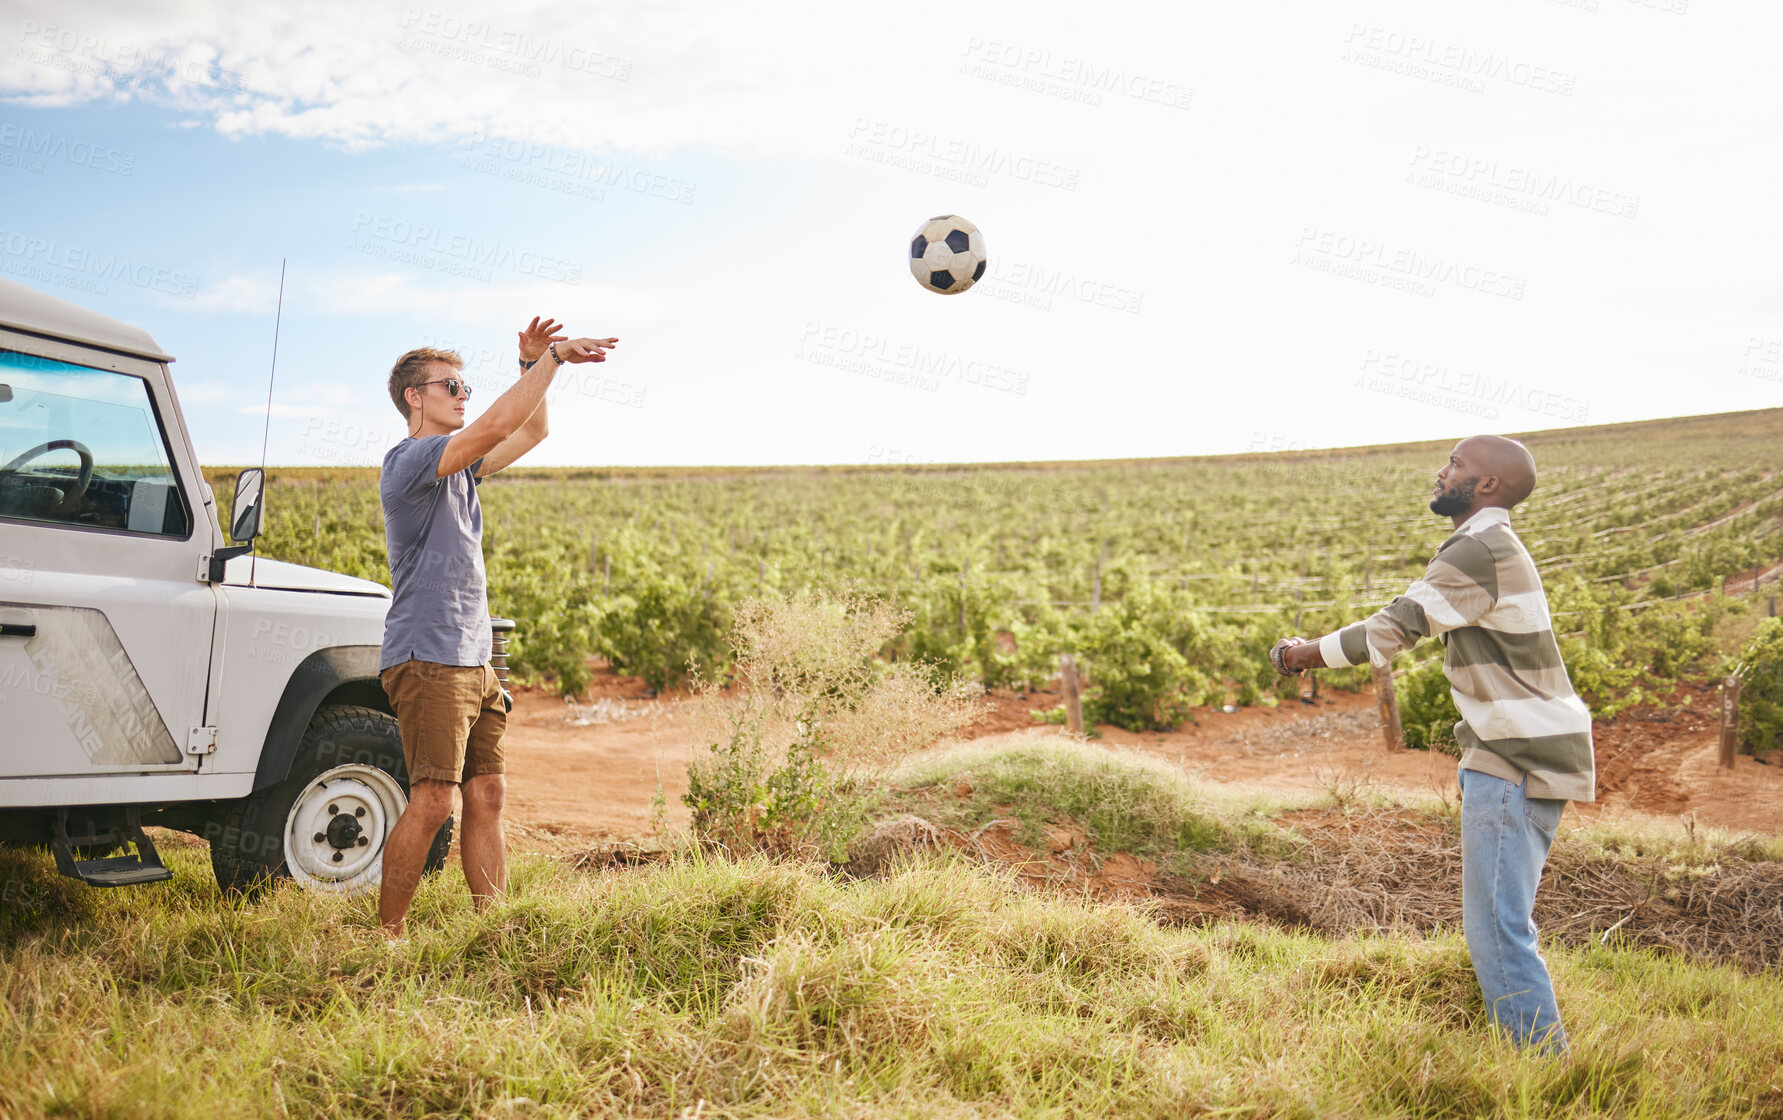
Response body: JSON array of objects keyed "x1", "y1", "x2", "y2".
[{"x1": 909, "y1": 215, "x2": 986, "y2": 295}]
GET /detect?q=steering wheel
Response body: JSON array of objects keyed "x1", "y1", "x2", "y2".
[{"x1": 0, "y1": 439, "x2": 95, "y2": 517}]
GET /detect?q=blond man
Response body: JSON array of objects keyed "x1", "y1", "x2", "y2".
[{"x1": 377, "y1": 317, "x2": 616, "y2": 936}]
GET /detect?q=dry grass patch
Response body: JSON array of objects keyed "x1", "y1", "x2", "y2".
[{"x1": 4, "y1": 841, "x2": 1783, "y2": 1118}]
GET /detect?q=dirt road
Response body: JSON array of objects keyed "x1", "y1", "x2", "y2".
[{"x1": 500, "y1": 670, "x2": 1783, "y2": 853}]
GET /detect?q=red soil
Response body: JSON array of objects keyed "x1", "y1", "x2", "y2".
[{"x1": 499, "y1": 666, "x2": 1783, "y2": 855}]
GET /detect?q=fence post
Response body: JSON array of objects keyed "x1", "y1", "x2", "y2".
[
  {"x1": 1373, "y1": 663, "x2": 1404, "y2": 751},
  {"x1": 1719, "y1": 675, "x2": 1741, "y2": 770},
  {"x1": 1060, "y1": 654, "x2": 1084, "y2": 736}
]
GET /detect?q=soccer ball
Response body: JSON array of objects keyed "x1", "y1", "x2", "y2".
[{"x1": 909, "y1": 215, "x2": 986, "y2": 295}]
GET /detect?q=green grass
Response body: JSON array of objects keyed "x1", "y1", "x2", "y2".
[
  {"x1": 5, "y1": 841, "x2": 1782, "y2": 1118},
  {"x1": 884, "y1": 738, "x2": 1306, "y2": 873},
  {"x1": 1563, "y1": 813, "x2": 1783, "y2": 868}
]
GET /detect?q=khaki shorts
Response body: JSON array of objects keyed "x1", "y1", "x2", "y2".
[{"x1": 379, "y1": 659, "x2": 508, "y2": 784}]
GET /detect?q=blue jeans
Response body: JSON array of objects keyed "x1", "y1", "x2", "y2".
[{"x1": 1458, "y1": 766, "x2": 1568, "y2": 1052}]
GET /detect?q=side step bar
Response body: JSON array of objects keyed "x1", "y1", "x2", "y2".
[{"x1": 50, "y1": 807, "x2": 174, "y2": 888}]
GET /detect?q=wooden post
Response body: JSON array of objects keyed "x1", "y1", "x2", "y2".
[
  {"x1": 1373, "y1": 663, "x2": 1404, "y2": 751},
  {"x1": 1719, "y1": 675, "x2": 1741, "y2": 770},
  {"x1": 1060, "y1": 654, "x2": 1084, "y2": 735}
]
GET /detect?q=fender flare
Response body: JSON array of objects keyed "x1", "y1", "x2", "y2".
[{"x1": 251, "y1": 645, "x2": 393, "y2": 792}]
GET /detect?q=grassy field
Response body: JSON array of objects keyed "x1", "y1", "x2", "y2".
[
  {"x1": 7, "y1": 413, "x2": 1780, "y2": 1117},
  {"x1": 5, "y1": 757, "x2": 1783, "y2": 1119}
]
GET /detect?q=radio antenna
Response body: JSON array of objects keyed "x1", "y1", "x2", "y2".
[{"x1": 250, "y1": 259, "x2": 287, "y2": 584}]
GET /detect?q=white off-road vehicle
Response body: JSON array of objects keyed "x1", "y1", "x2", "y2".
[{"x1": 0, "y1": 278, "x2": 498, "y2": 894}]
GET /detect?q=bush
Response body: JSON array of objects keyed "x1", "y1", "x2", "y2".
[
  {"x1": 1394, "y1": 655, "x2": 1461, "y2": 754},
  {"x1": 1559, "y1": 634, "x2": 1645, "y2": 720},
  {"x1": 486, "y1": 558, "x2": 604, "y2": 697},
  {"x1": 1733, "y1": 617, "x2": 1783, "y2": 758},
  {"x1": 1077, "y1": 591, "x2": 1206, "y2": 732},
  {"x1": 685, "y1": 707, "x2": 860, "y2": 860},
  {"x1": 599, "y1": 577, "x2": 730, "y2": 692},
  {"x1": 683, "y1": 590, "x2": 977, "y2": 860},
  {"x1": 1622, "y1": 595, "x2": 1734, "y2": 680}
]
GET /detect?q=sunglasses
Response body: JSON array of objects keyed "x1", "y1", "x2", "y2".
[{"x1": 415, "y1": 378, "x2": 472, "y2": 399}]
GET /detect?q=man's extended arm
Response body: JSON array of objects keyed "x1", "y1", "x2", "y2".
[
  {"x1": 437, "y1": 348, "x2": 561, "y2": 479},
  {"x1": 475, "y1": 388, "x2": 551, "y2": 480},
  {"x1": 1275, "y1": 535, "x2": 1498, "y2": 674},
  {"x1": 439, "y1": 326, "x2": 617, "y2": 479}
]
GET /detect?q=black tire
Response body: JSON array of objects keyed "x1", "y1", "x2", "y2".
[{"x1": 207, "y1": 704, "x2": 453, "y2": 894}]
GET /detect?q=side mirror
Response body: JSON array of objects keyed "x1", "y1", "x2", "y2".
[{"x1": 230, "y1": 468, "x2": 265, "y2": 543}]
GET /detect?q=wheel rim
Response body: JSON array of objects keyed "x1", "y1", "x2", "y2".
[{"x1": 282, "y1": 764, "x2": 407, "y2": 894}]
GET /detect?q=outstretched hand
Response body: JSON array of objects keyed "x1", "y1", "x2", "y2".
[
  {"x1": 1269, "y1": 636, "x2": 1307, "y2": 677},
  {"x1": 518, "y1": 316, "x2": 568, "y2": 362},
  {"x1": 553, "y1": 337, "x2": 620, "y2": 364}
]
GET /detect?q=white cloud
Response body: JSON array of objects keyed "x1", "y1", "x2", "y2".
[{"x1": 9, "y1": 0, "x2": 1783, "y2": 466}]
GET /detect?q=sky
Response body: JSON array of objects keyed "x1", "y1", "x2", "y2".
[{"x1": 1, "y1": 0, "x2": 1779, "y2": 468}]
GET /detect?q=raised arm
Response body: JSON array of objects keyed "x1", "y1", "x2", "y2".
[
  {"x1": 436, "y1": 316, "x2": 560, "y2": 477},
  {"x1": 434, "y1": 313, "x2": 615, "y2": 478},
  {"x1": 473, "y1": 332, "x2": 619, "y2": 478}
]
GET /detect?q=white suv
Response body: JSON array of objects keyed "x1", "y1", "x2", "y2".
[{"x1": 0, "y1": 278, "x2": 455, "y2": 894}]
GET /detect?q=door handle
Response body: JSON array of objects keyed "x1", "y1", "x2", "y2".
[{"x1": 0, "y1": 623, "x2": 35, "y2": 638}]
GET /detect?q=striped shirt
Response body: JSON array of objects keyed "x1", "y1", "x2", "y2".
[{"x1": 1315, "y1": 506, "x2": 1596, "y2": 802}]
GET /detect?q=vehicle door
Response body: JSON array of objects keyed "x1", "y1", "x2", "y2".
[{"x1": 0, "y1": 345, "x2": 217, "y2": 778}]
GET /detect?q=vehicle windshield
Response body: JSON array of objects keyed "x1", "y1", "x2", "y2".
[{"x1": 0, "y1": 348, "x2": 190, "y2": 535}]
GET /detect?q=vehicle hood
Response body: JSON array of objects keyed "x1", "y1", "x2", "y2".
[{"x1": 221, "y1": 555, "x2": 391, "y2": 598}]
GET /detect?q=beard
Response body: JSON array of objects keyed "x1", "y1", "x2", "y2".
[{"x1": 1430, "y1": 478, "x2": 1476, "y2": 516}]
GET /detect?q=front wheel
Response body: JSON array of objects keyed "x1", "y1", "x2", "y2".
[{"x1": 208, "y1": 705, "x2": 452, "y2": 895}]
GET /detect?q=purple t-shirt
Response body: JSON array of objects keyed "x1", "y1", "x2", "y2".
[{"x1": 378, "y1": 434, "x2": 491, "y2": 670}]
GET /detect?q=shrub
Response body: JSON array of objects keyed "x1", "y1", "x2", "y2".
[
  {"x1": 599, "y1": 577, "x2": 730, "y2": 692},
  {"x1": 1394, "y1": 655, "x2": 1461, "y2": 754},
  {"x1": 1732, "y1": 617, "x2": 1783, "y2": 758},
  {"x1": 1078, "y1": 612, "x2": 1203, "y2": 732},
  {"x1": 683, "y1": 590, "x2": 977, "y2": 860},
  {"x1": 1060, "y1": 582, "x2": 1241, "y2": 732}
]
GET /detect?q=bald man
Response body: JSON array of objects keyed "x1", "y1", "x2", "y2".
[{"x1": 1271, "y1": 435, "x2": 1594, "y2": 1053}]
